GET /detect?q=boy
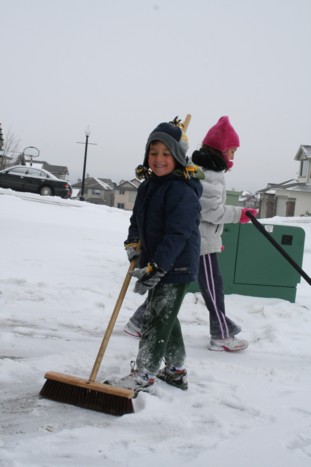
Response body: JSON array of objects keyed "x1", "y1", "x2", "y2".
[{"x1": 123, "y1": 119, "x2": 202, "y2": 391}]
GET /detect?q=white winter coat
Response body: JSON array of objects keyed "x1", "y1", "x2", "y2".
[{"x1": 199, "y1": 169, "x2": 243, "y2": 255}]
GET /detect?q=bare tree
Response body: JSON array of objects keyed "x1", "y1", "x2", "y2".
[
  {"x1": 0, "y1": 128, "x2": 22, "y2": 169},
  {"x1": 0, "y1": 124, "x2": 3, "y2": 151}
]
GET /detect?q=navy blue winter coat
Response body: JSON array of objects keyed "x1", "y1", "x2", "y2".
[{"x1": 127, "y1": 171, "x2": 202, "y2": 284}]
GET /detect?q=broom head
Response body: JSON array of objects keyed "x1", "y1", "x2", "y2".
[{"x1": 40, "y1": 371, "x2": 135, "y2": 416}]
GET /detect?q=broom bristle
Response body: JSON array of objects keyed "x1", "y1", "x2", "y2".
[{"x1": 40, "y1": 378, "x2": 134, "y2": 416}]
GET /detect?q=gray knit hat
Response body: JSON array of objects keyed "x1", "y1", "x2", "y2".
[{"x1": 143, "y1": 122, "x2": 188, "y2": 168}]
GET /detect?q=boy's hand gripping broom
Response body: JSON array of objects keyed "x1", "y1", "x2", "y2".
[{"x1": 40, "y1": 259, "x2": 137, "y2": 416}]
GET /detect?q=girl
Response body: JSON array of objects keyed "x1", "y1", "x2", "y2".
[{"x1": 191, "y1": 116, "x2": 257, "y2": 351}]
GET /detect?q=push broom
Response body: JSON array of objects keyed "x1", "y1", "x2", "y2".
[
  {"x1": 40, "y1": 259, "x2": 137, "y2": 416},
  {"x1": 40, "y1": 114, "x2": 192, "y2": 416}
]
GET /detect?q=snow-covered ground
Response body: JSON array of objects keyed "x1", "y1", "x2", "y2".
[{"x1": 1, "y1": 188, "x2": 311, "y2": 467}]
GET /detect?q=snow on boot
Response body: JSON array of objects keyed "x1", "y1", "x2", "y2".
[
  {"x1": 104, "y1": 362, "x2": 154, "y2": 393},
  {"x1": 208, "y1": 337, "x2": 249, "y2": 352},
  {"x1": 157, "y1": 366, "x2": 188, "y2": 390}
]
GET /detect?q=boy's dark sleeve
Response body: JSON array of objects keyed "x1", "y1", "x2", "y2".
[
  {"x1": 125, "y1": 198, "x2": 140, "y2": 244},
  {"x1": 127, "y1": 213, "x2": 139, "y2": 243}
]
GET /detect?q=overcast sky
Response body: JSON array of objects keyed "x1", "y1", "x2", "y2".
[{"x1": 2, "y1": 0, "x2": 311, "y2": 192}]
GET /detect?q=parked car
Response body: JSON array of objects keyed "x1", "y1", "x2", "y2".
[{"x1": 0, "y1": 165, "x2": 72, "y2": 198}]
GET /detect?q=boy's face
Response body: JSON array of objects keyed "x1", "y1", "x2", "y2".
[{"x1": 148, "y1": 141, "x2": 176, "y2": 177}]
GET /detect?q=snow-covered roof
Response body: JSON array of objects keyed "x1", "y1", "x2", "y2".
[
  {"x1": 26, "y1": 161, "x2": 44, "y2": 170},
  {"x1": 258, "y1": 181, "x2": 311, "y2": 195},
  {"x1": 72, "y1": 177, "x2": 116, "y2": 190},
  {"x1": 117, "y1": 178, "x2": 141, "y2": 189},
  {"x1": 283, "y1": 184, "x2": 311, "y2": 193},
  {"x1": 94, "y1": 177, "x2": 114, "y2": 190},
  {"x1": 294, "y1": 145, "x2": 311, "y2": 161},
  {"x1": 257, "y1": 179, "x2": 298, "y2": 194}
]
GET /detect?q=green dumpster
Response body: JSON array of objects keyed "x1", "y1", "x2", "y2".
[{"x1": 189, "y1": 221, "x2": 305, "y2": 303}]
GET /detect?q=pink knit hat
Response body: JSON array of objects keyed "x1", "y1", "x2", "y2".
[{"x1": 202, "y1": 116, "x2": 240, "y2": 151}]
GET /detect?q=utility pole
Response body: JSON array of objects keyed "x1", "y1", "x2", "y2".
[{"x1": 77, "y1": 127, "x2": 97, "y2": 201}]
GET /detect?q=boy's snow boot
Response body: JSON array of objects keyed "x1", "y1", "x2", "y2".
[
  {"x1": 208, "y1": 337, "x2": 248, "y2": 352},
  {"x1": 157, "y1": 366, "x2": 188, "y2": 390},
  {"x1": 104, "y1": 362, "x2": 154, "y2": 393},
  {"x1": 124, "y1": 370, "x2": 155, "y2": 390},
  {"x1": 123, "y1": 320, "x2": 142, "y2": 338},
  {"x1": 106, "y1": 371, "x2": 155, "y2": 393}
]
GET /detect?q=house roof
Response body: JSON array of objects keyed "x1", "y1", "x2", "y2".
[
  {"x1": 257, "y1": 179, "x2": 311, "y2": 194},
  {"x1": 94, "y1": 177, "x2": 116, "y2": 190},
  {"x1": 257, "y1": 179, "x2": 297, "y2": 193},
  {"x1": 294, "y1": 145, "x2": 311, "y2": 161},
  {"x1": 117, "y1": 178, "x2": 141, "y2": 189},
  {"x1": 255, "y1": 145, "x2": 311, "y2": 195},
  {"x1": 26, "y1": 160, "x2": 69, "y2": 177},
  {"x1": 72, "y1": 177, "x2": 116, "y2": 190},
  {"x1": 282, "y1": 184, "x2": 311, "y2": 193}
]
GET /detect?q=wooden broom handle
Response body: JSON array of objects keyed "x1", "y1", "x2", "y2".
[
  {"x1": 88, "y1": 258, "x2": 136, "y2": 382},
  {"x1": 182, "y1": 114, "x2": 191, "y2": 133}
]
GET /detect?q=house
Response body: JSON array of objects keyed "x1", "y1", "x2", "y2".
[
  {"x1": 258, "y1": 145, "x2": 311, "y2": 218},
  {"x1": 0, "y1": 122, "x2": 17, "y2": 169},
  {"x1": 71, "y1": 177, "x2": 117, "y2": 206},
  {"x1": 238, "y1": 191, "x2": 260, "y2": 209},
  {"x1": 0, "y1": 152, "x2": 12, "y2": 169},
  {"x1": 113, "y1": 178, "x2": 141, "y2": 210}
]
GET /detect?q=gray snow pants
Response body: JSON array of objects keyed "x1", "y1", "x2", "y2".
[{"x1": 135, "y1": 282, "x2": 188, "y2": 375}]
